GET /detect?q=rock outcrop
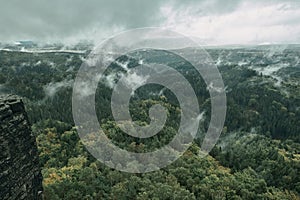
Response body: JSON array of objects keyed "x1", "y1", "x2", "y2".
[{"x1": 0, "y1": 95, "x2": 43, "y2": 200}]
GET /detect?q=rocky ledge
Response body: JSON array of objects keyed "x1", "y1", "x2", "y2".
[{"x1": 0, "y1": 95, "x2": 43, "y2": 200}]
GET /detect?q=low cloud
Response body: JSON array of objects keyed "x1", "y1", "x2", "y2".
[{"x1": 44, "y1": 79, "x2": 73, "y2": 97}]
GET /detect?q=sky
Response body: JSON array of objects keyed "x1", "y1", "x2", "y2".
[{"x1": 1, "y1": 0, "x2": 300, "y2": 45}]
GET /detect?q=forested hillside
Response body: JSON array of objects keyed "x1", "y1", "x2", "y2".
[{"x1": 0, "y1": 45, "x2": 299, "y2": 199}]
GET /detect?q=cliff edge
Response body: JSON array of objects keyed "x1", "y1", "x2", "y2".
[{"x1": 0, "y1": 95, "x2": 43, "y2": 200}]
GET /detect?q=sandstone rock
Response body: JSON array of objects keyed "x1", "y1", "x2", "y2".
[{"x1": 0, "y1": 95, "x2": 43, "y2": 200}]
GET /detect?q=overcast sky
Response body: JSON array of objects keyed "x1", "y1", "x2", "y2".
[{"x1": 1, "y1": 0, "x2": 300, "y2": 45}]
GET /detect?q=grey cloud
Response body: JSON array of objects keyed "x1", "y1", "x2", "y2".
[
  {"x1": 169, "y1": 0, "x2": 242, "y2": 15},
  {"x1": 0, "y1": 0, "x2": 299, "y2": 44},
  {"x1": 170, "y1": 0, "x2": 299, "y2": 16},
  {"x1": 1, "y1": 0, "x2": 165, "y2": 42}
]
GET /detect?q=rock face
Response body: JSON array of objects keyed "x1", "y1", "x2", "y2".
[{"x1": 0, "y1": 95, "x2": 43, "y2": 200}]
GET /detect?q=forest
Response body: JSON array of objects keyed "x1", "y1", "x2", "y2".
[{"x1": 0, "y1": 45, "x2": 299, "y2": 199}]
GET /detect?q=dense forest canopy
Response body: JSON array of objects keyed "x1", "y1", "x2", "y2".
[{"x1": 0, "y1": 44, "x2": 299, "y2": 199}]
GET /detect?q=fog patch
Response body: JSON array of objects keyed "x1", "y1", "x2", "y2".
[
  {"x1": 249, "y1": 63, "x2": 290, "y2": 86},
  {"x1": 44, "y1": 79, "x2": 73, "y2": 97}
]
